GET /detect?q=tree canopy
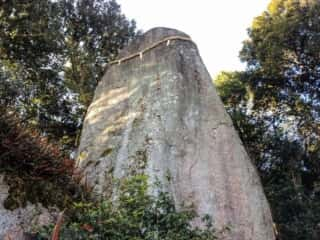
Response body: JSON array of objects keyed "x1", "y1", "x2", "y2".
[
  {"x1": 0, "y1": 0, "x2": 137, "y2": 149},
  {"x1": 215, "y1": 1, "x2": 320, "y2": 239}
]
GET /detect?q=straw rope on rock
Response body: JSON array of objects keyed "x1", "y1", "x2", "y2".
[{"x1": 109, "y1": 35, "x2": 195, "y2": 65}]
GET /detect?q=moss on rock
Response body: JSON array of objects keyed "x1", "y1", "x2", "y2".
[{"x1": 101, "y1": 147, "x2": 113, "y2": 157}]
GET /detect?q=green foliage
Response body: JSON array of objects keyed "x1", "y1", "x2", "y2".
[
  {"x1": 37, "y1": 175, "x2": 217, "y2": 240},
  {"x1": 240, "y1": 0, "x2": 320, "y2": 121},
  {"x1": 214, "y1": 71, "x2": 247, "y2": 107},
  {"x1": 215, "y1": 1, "x2": 320, "y2": 239},
  {"x1": 0, "y1": 1, "x2": 79, "y2": 148},
  {"x1": 265, "y1": 176, "x2": 320, "y2": 239},
  {"x1": 0, "y1": 107, "x2": 84, "y2": 210},
  {"x1": 215, "y1": 71, "x2": 320, "y2": 239},
  {"x1": 0, "y1": 0, "x2": 137, "y2": 149},
  {"x1": 61, "y1": 0, "x2": 137, "y2": 107}
]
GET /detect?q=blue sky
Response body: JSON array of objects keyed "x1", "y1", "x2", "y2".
[{"x1": 117, "y1": 0, "x2": 270, "y2": 78}]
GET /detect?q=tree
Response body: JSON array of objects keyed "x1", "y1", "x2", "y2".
[
  {"x1": 0, "y1": 106, "x2": 80, "y2": 210},
  {"x1": 215, "y1": 1, "x2": 320, "y2": 239},
  {"x1": 240, "y1": 0, "x2": 320, "y2": 138},
  {"x1": 61, "y1": 0, "x2": 137, "y2": 107},
  {"x1": 0, "y1": 0, "x2": 137, "y2": 149}
]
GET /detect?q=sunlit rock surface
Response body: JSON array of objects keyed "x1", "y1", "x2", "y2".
[{"x1": 76, "y1": 27, "x2": 275, "y2": 240}]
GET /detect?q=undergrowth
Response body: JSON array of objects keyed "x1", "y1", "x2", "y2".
[
  {"x1": 0, "y1": 108, "x2": 218, "y2": 239},
  {"x1": 0, "y1": 107, "x2": 84, "y2": 209},
  {"x1": 36, "y1": 175, "x2": 218, "y2": 240}
]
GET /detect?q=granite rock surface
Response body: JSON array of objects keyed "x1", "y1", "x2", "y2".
[{"x1": 76, "y1": 27, "x2": 275, "y2": 240}]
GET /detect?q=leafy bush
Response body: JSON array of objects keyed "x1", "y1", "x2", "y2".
[
  {"x1": 37, "y1": 175, "x2": 217, "y2": 240},
  {"x1": 0, "y1": 107, "x2": 83, "y2": 209}
]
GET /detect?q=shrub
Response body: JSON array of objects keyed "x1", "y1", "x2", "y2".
[
  {"x1": 0, "y1": 107, "x2": 83, "y2": 209},
  {"x1": 37, "y1": 175, "x2": 217, "y2": 240}
]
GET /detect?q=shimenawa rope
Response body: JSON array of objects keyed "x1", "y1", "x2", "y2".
[{"x1": 109, "y1": 36, "x2": 194, "y2": 66}]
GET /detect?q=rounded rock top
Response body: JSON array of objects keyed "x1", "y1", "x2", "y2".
[{"x1": 117, "y1": 27, "x2": 191, "y2": 58}]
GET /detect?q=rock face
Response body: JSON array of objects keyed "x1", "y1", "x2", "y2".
[
  {"x1": 0, "y1": 175, "x2": 57, "y2": 239},
  {"x1": 76, "y1": 27, "x2": 275, "y2": 240}
]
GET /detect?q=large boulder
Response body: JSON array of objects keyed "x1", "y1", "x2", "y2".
[{"x1": 76, "y1": 27, "x2": 275, "y2": 240}]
